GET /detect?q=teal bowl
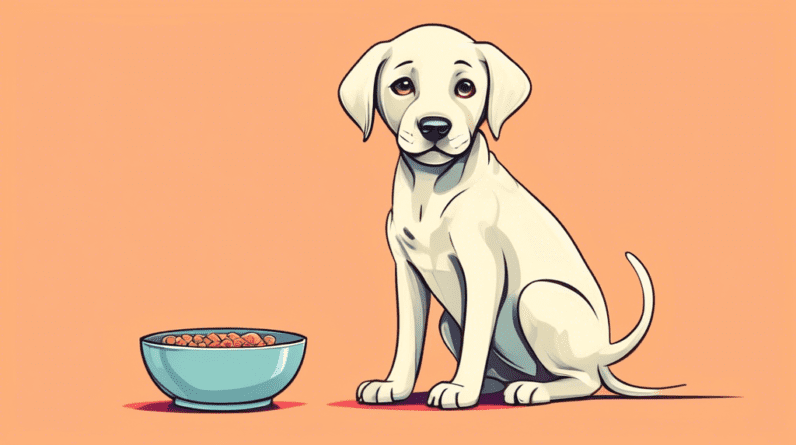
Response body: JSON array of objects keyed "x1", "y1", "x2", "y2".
[{"x1": 140, "y1": 328, "x2": 306, "y2": 411}]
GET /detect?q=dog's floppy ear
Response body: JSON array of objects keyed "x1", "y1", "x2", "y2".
[
  {"x1": 476, "y1": 43, "x2": 531, "y2": 140},
  {"x1": 339, "y1": 42, "x2": 392, "y2": 142}
]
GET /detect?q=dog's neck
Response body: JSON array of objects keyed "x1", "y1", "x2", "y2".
[
  {"x1": 397, "y1": 131, "x2": 489, "y2": 194},
  {"x1": 393, "y1": 132, "x2": 490, "y2": 223}
]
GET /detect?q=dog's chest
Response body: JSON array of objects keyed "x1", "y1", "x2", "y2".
[
  {"x1": 394, "y1": 210, "x2": 454, "y2": 271},
  {"x1": 394, "y1": 210, "x2": 465, "y2": 320}
]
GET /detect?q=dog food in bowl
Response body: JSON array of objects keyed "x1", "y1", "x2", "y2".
[{"x1": 161, "y1": 332, "x2": 277, "y2": 348}]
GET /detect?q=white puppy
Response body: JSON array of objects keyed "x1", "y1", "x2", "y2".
[{"x1": 340, "y1": 24, "x2": 674, "y2": 409}]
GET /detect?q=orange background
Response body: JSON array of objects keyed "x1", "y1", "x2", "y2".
[{"x1": 1, "y1": 1, "x2": 794, "y2": 443}]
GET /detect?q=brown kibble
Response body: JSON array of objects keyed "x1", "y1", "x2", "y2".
[
  {"x1": 159, "y1": 331, "x2": 277, "y2": 348},
  {"x1": 241, "y1": 333, "x2": 261, "y2": 345}
]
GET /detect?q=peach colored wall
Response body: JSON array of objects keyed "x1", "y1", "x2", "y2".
[{"x1": 1, "y1": 1, "x2": 793, "y2": 444}]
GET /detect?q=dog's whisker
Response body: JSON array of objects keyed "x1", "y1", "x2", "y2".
[
  {"x1": 449, "y1": 136, "x2": 468, "y2": 148},
  {"x1": 399, "y1": 133, "x2": 413, "y2": 145},
  {"x1": 453, "y1": 138, "x2": 470, "y2": 151}
]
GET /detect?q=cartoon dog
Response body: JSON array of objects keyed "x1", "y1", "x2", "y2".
[{"x1": 339, "y1": 24, "x2": 674, "y2": 409}]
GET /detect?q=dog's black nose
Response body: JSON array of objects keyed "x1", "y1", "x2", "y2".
[{"x1": 418, "y1": 116, "x2": 451, "y2": 143}]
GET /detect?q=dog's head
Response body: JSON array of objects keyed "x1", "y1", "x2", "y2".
[{"x1": 339, "y1": 25, "x2": 531, "y2": 166}]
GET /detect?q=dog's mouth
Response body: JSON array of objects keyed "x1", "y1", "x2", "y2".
[{"x1": 408, "y1": 146, "x2": 455, "y2": 166}]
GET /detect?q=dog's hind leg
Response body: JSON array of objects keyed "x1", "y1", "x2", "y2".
[
  {"x1": 439, "y1": 311, "x2": 505, "y2": 394},
  {"x1": 504, "y1": 280, "x2": 604, "y2": 405},
  {"x1": 439, "y1": 311, "x2": 462, "y2": 359}
]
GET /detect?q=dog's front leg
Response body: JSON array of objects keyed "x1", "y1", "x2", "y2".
[
  {"x1": 427, "y1": 227, "x2": 504, "y2": 409},
  {"x1": 357, "y1": 235, "x2": 431, "y2": 404}
]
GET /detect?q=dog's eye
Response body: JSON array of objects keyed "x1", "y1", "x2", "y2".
[
  {"x1": 455, "y1": 79, "x2": 475, "y2": 98},
  {"x1": 390, "y1": 78, "x2": 415, "y2": 96}
]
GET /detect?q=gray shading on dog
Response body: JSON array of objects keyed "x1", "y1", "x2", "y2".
[{"x1": 339, "y1": 24, "x2": 682, "y2": 410}]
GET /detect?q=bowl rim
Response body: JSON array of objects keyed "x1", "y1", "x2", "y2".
[{"x1": 140, "y1": 327, "x2": 307, "y2": 350}]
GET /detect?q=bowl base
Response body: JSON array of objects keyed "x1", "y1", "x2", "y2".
[{"x1": 174, "y1": 398, "x2": 272, "y2": 411}]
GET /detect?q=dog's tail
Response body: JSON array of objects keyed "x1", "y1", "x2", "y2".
[
  {"x1": 597, "y1": 252, "x2": 685, "y2": 396},
  {"x1": 598, "y1": 366, "x2": 684, "y2": 396},
  {"x1": 599, "y1": 252, "x2": 654, "y2": 366}
]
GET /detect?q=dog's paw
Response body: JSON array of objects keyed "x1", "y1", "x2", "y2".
[
  {"x1": 356, "y1": 380, "x2": 410, "y2": 404},
  {"x1": 427, "y1": 382, "x2": 479, "y2": 409},
  {"x1": 503, "y1": 381, "x2": 551, "y2": 405}
]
